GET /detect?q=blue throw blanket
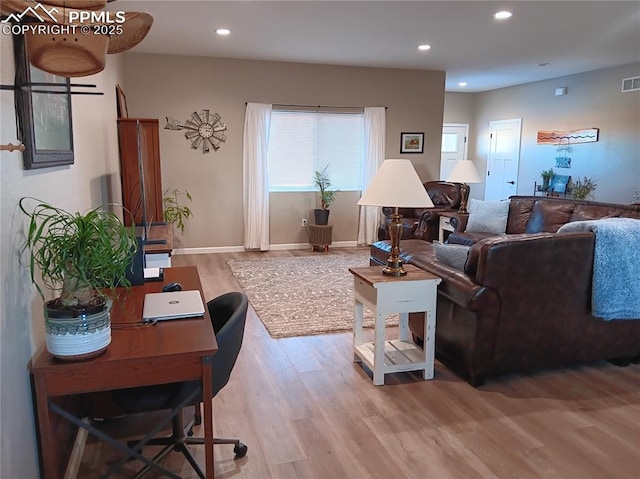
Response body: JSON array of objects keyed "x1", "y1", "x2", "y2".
[{"x1": 558, "y1": 218, "x2": 640, "y2": 320}]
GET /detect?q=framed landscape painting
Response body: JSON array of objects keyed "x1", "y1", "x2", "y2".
[{"x1": 400, "y1": 132, "x2": 424, "y2": 154}]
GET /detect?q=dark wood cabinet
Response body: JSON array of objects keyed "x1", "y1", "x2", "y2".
[{"x1": 117, "y1": 118, "x2": 163, "y2": 226}]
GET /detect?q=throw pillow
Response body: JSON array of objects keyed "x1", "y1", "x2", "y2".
[
  {"x1": 465, "y1": 198, "x2": 510, "y2": 234},
  {"x1": 433, "y1": 241, "x2": 471, "y2": 271}
]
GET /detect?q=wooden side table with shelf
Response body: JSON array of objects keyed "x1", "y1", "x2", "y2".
[
  {"x1": 349, "y1": 265, "x2": 441, "y2": 385},
  {"x1": 307, "y1": 224, "x2": 333, "y2": 252}
]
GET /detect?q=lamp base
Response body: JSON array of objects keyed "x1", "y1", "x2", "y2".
[
  {"x1": 383, "y1": 258, "x2": 407, "y2": 276},
  {"x1": 458, "y1": 182, "x2": 470, "y2": 214},
  {"x1": 384, "y1": 210, "x2": 408, "y2": 276}
]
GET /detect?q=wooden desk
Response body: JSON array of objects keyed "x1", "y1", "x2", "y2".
[{"x1": 29, "y1": 266, "x2": 217, "y2": 478}]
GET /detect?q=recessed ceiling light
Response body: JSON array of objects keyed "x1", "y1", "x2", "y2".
[
  {"x1": 494, "y1": 10, "x2": 513, "y2": 20},
  {"x1": 458, "y1": 82, "x2": 468, "y2": 87},
  {"x1": 216, "y1": 28, "x2": 231, "y2": 36},
  {"x1": 418, "y1": 44, "x2": 431, "y2": 51}
]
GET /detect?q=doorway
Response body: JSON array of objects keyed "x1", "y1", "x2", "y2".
[
  {"x1": 440, "y1": 124, "x2": 468, "y2": 181},
  {"x1": 485, "y1": 119, "x2": 522, "y2": 201}
]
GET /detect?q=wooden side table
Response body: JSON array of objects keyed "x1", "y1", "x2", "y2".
[
  {"x1": 349, "y1": 265, "x2": 441, "y2": 385},
  {"x1": 307, "y1": 224, "x2": 333, "y2": 252}
]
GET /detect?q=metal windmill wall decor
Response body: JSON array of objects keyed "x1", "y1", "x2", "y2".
[{"x1": 165, "y1": 110, "x2": 227, "y2": 154}]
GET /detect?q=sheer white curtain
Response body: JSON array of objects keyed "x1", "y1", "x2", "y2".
[
  {"x1": 357, "y1": 107, "x2": 386, "y2": 245},
  {"x1": 242, "y1": 103, "x2": 272, "y2": 250}
]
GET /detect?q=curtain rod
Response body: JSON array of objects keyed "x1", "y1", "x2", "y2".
[{"x1": 245, "y1": 102, "x2": 387, "y2": 110}]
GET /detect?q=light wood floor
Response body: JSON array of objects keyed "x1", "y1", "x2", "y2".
[{"x1": 80, "y1": 248, "x2": 640, "y2": 479}]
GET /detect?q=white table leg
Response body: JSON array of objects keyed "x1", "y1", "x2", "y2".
[
  {"x1": 373, "y1": 310, "x2": 386, "y2": 385},
  {"x1": 353, "y1": 300, "x2": 364, "y2": 363},
  {"x1": 423, "y1": 310, "x2": 435, "y2": 380}
]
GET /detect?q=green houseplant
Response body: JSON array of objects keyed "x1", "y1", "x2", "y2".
[
  {"x1": 163, "y1": 188, "x2": 193, "y2": 234},
  {"x1": 540, "y1": 168, "x2": 554, "y2": 191},
  {"x1": 19, "y1": 197, "x2": 137, "y2": 360},
  {"x1": 571, "y1": 176, "x2": 597, "y2": 200},
  {"x1": 313, "y1": 165, "x2": 339, "y2": 225}
]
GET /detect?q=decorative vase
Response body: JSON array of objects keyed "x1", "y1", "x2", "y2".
[
  {"x1": 314, "y1": 209, "x2": 330, "y2": 225},
  {"x1": 45, "y1": 299, "x2": 112, "y2": 361}
]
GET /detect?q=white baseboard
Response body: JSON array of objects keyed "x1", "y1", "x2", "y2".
[{"x1": 174, "y1": 240, "x2": 360, "y2": 255}]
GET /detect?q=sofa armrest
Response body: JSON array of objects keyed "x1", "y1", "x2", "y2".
[
  {"x1": 417, "y1": 259, "x2": 500, "y2": 314},
  {"x1": 450, "y1": 213, "x2": 469, "y2": 232}
]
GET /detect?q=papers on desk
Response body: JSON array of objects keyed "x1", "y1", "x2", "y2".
[{"x1": 144, "y1": 267, "x2": 164, "y2": 281}]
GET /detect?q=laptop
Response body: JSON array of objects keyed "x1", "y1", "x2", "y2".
[{"x1": 142, "y1": 290, "x2": 205, "y2": 323}]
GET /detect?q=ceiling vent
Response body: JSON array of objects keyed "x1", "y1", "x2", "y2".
[{"x1": 621, "y1": 76, "x2": 640, "y2": 92}]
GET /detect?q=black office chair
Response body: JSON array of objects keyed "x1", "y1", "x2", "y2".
[{"x1": 107, "y1": 292, "x2": 249, "y2": 479}]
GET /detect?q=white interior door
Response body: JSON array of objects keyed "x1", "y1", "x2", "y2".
[
  {"x1": 485, "y1": 119, "x2": 522, "y2": 201},
  {"x1": 440, "y1": 124, "x2": 468, "y2": 181}
]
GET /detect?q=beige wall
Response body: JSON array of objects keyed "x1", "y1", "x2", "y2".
[
  {"x1": 467, "y1": 63, "x2": 640, "y2": 203},
  {"x1": 0, "y1": 33, "x2": 125, "y2": 477},
  {"x1": 122, "y1": 54, "x2": 446, "y2": 249},
  {"x1": 443, "y1": 92, "x2": 475, "y2": 125}
]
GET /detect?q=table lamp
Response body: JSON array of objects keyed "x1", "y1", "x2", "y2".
[
  {"x1": 358, "y1": 159, "x2": 433, "y2": 276},
  {"x1": 446, "y1": 160, "x2": 482, "y2": 214}
]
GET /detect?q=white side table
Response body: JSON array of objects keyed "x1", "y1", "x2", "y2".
[
  {"x1": 349, "y1": 265, "x2": 441, "y2": 386},
  {"x1": 438, "y1": 212, "x2": 455, "y2": 242},
  {"x1": 438, "y1": 212, "x2": 467, "y2": 243}
]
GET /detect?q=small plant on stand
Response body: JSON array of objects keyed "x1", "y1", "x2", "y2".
[
  {"x1": 163, "y1": 188, "x2": 193, "y2": 234},
  {"x1": 313, "y1": 165, "x2": 339, "y2": 225}
]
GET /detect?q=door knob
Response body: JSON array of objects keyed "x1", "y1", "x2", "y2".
[{"x1": 507, "y1": 181, "x2": 515, "y2": 184}]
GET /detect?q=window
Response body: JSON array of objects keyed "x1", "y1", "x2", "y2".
[{"x1": 267, "y1": 109, "x2": 364, "y2": 192}]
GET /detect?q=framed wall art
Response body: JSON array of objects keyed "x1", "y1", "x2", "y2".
[
  {"x1": 400, "y1": 132, "x2": 424, "y2": 154},
  {"x1": 14, "y1": 35, "x2": 74, "y2": 170}
]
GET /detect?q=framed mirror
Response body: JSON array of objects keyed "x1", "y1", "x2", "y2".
[{"x1": 14, "y1": 34, "x2": 74, "y2": 170}]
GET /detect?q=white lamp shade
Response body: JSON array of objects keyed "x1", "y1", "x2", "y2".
[
  {"x1": 447, "y1": 160, "x2": 482, "y2": 183},
  {"x1": 357, "y1": 159, "x2": 434, "y2": 208}
]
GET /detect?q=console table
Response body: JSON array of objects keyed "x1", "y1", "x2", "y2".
[
  {"x1": 349, "y1": 265, "x2": 441, "y2": 385},
  {"x1": 29, "y1": 267, "x2": 217, "y2": 478}
]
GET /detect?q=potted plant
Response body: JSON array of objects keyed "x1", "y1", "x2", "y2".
[
  {"x1": 19, "y1": 198, "x2": 138, "y2": 361},
  {"x1": 571, "y1": 176, "x2": 597, "y2": 200},
  {"x1": 163, "y1": 188, "x2": 193, "y2": 234},
  {"x1": 313, "y1": 165, "x2": 339, "y2": 225},
  {"x1": 540, "y1": 168, "x2": 554, "y2": 191}
]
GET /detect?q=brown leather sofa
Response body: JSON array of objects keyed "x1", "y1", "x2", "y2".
[
  {"x1": 370, "y1": 196, "x2": 640, "y2": 386},
  {"x1": 447, "y1": 195, "x2": 640, "y2": 245},
  {"x1": 378, "y1": 181, "x2": 462, "y2": 242}
]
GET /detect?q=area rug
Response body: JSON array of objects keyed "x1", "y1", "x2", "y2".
[{"x1": 227, "y1": 253, "x2": 398, "y2": 338}]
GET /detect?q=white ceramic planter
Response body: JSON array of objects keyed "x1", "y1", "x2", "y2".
[{"x1": 45, "y1": 300, "x2": 111, "y2": 361}]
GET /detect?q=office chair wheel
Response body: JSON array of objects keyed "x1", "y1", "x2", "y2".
[{"x1": 234, "y1": 442, "x2": 248, "y2": 458}]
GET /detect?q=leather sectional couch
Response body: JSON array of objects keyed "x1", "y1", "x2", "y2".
[
  {"x1": 370, "y1": 196, "x2": 640, "y2": 386},
  {"x1": 378, "y1": 181, "x2": 462, "y2": 242}
]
